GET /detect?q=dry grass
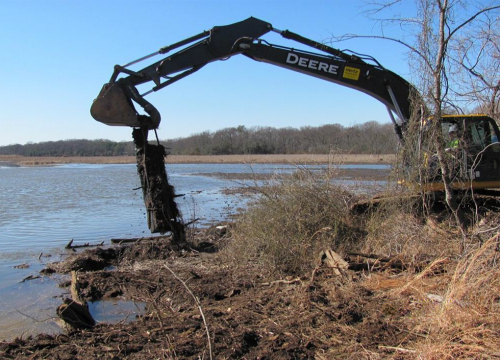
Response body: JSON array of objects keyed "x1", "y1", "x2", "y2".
[
  {"x1": 0, "y1": 153, "x2": 395, "y2": 166},
  {"x1": 0, "y1": 155, "x2": 135, "y2": 166},
  {"x1": 361, "y1": 196, "x2": 461, "y2": 262},
  {"x1": 165, "y1": 153, "x2": 395, "y2": 164},
  {"x1": 360, "y1": 211, "x2": 500, "y2": 359},
  {"x1": 412, "y1": 233, "x2": 500, "y2": 359}
]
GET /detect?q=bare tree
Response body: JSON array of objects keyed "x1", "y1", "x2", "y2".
[
  {"x1": 331, "y1": 0, "x2": 500, "y2": 231},
  {"x1": 449, "y1": 10, "x2": 500, "y2": 121}
]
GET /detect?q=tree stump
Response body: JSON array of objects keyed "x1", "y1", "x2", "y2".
[
  {"x1": 132, "y1": 128, "x2": 185, "y2": 243},
  {"x1": 57, "y1": 271, "x2": 95, "y2": 329}
]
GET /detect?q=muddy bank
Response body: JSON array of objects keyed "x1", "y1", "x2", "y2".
[{"x1": 1, "y1": 226, "x2": 424, "y2": 359}]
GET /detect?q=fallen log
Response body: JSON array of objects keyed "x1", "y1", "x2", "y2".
[
  {"x1": 20, "y1": 275, "x2": 41, "y2": 283},
  {"x1": 57, "y1": 271, "x2": 95, "y2": 329},
  {"x1": 350, "y1": 194, "x2": 421, "y2": 214},
  {"x1": 346, "y1": 256, "x2": 407, "y2": 272},
  {"x1": 132, "y1": 128, "x2": 185, "y2": 243},
  {"x1": 346, "y1": 251, "x2": 389, "y2": 261},
  {"x1": 110, "y1": 235, "x2": 171, "y2": 244},
  {"x1": 346, "y1": 252, "x2": 434, "y2": 272},
  {"x1": 319, "y1": 249, "x2": 349, "y2": 275},
  {"x1": 65, "y1": 239, "x2": 105, "y2": 250}
]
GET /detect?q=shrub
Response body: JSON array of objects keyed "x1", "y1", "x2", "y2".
[{"x1": 225, "y1": 167, "x2": 359, "y2": 276}]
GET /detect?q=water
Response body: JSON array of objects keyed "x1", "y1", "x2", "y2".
[
  {"x1": 1, "y1": 164, "x2": 145, "y2": 255},
  {"x1": 89, "y1": 299, "x2": 146, "y2": 324},
  {"x1": 0, "y1": 163, "x2": 389, "y2": 254},
  {"x1": 0, "y1": 162, "x2": 389, "y2": 340}
]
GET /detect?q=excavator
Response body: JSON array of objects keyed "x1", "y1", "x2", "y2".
[{"x1": 90, "y1": 17, "x2": 500, "y2": 232}]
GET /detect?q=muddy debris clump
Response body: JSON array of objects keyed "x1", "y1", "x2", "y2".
[{"x1": 132, "y1": 128, "x2": 185, "y2": 243}]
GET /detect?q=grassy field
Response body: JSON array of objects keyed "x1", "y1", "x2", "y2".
[{"x1": 0, "y1": 153, "x2": 395, "y2": 166}]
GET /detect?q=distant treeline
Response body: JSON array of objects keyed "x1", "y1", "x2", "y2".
[
  {"x1": 0, "y1": 122, "x2": 398, "y2": 156},
  {"x1": 164, "y1": 122, "x2": 397, "y2": 155},
  {"x1": 0, "y1": 139, "x2": 136, "y2": 157}
]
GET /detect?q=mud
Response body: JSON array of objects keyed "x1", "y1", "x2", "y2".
[{"x1": 0, "y1": 226, "x2": 421, "y2": 359}]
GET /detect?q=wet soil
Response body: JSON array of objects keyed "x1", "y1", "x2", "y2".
[{"x1": 0, "y1": 226, "x2": 421, "y2": 359}]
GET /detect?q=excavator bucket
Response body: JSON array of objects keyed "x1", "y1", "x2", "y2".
[{"x1": 90, "y1": 83, "x2": 143, "y2": 127}]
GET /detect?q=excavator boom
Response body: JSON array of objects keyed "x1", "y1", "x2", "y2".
[{"x1": 90, "y1": 17, "x2": 415, "y2": 142}]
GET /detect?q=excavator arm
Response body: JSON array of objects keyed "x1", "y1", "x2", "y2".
[
  {"x1": 90, "y1": 17, "x2": 500, "y2": 234},
  {"x1": 91, "y1": 17, "x2": 417, "y2": 142},
  {"x1": 91, "y1": 17, "x2": 272, "y2": 129}
]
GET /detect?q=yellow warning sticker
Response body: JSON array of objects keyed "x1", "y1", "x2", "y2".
[{"x1": 343, "y1": 66, "x2": 361, "y2": 81}]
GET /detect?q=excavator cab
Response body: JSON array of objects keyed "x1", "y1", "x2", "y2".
[
  {"x1": 455, "y1": 115, "x2": 500, "y2": 187},
  {"x1": 424, "y1": 115, "x2": 500, "y2": 191}
]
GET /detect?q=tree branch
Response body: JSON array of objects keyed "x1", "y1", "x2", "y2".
[
  {"x1": 329, "y1": 34, "x2": 433, "y2": 70},
  {"x1": 447, "y1": 5, "x2": 500, "y2": 43}
]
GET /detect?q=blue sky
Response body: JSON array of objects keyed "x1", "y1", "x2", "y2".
[{"x1": 0, "y1": 0, "x2": 415, "y2": 146}]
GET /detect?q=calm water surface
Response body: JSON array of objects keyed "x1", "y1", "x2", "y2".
[{"x1": 0, "y1": 162, "x2": 389, "y2": 340}]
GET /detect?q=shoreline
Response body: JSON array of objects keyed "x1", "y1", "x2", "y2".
[{"x1": 0, "y1": 154, "x2": 395, "y2": 167}]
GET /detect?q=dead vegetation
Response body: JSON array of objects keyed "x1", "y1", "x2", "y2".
[
  {"x1": 225, "y1": 167, "x2": 358, "y2": 275},
  {"x1": 223, "y1": 168, "x2": 500, "y2": 359},
  {"x1": 0, "y1": 153, "x2": 395, "y2": 167},
  {"x1": 414, "y1": 234, "x2": 500, "y2": 359},
  {"x1": 1, "y1": 168, "x2": 499, "y2": 359}
]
